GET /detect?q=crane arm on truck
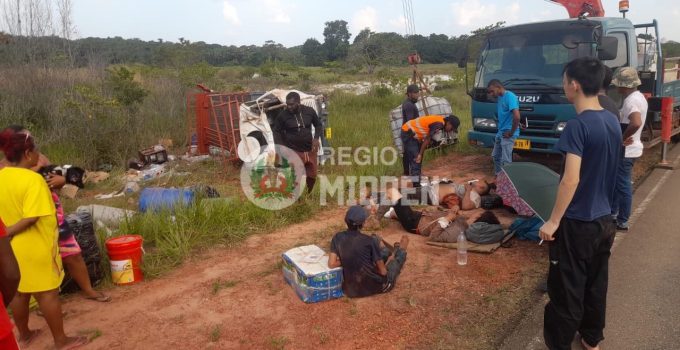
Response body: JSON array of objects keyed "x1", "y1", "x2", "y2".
[{"x1": 546, "y1": 0, "x2": 605, "y2": 18}]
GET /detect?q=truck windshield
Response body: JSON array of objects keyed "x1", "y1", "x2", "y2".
[{"x1": 475, "y1": 28, "x2": 596, "y2": 90}]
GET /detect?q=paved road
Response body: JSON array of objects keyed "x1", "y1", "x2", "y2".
[
  {"x1": 604, "y1": 162, "x2": 680, "y2": 349},
  {"x1": 500, "y1": 146, "x2": 680, "y2": 350}
]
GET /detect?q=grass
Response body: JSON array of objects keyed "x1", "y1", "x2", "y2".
[
  {"x1": 209, "y1": 325, "x2": 221, "y2": 342},
  {"x1": 267, "y1": 336, "x2": 289, "y2": 350},
  {"x1": 313, "y1": 326, "x2": 330, "y2": 345},
  {"x1": 211, "y1": 279, "x2": 239, "y2": 295}
]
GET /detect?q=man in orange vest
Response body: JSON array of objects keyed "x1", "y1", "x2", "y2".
[{"x1": 401, "y1": 114, "x2": 459, "y2": 185}]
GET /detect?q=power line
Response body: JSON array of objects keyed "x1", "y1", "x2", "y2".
[{"x1": 402, "y1": 0, "x2": 416, "y2": 37}]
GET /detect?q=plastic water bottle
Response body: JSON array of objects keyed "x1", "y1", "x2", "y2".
[{"x1": 457, "y1": 231, "x2": 468, "y2": 266}]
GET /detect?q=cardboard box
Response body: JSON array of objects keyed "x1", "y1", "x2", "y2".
[{"x1": 282, "y1": 245, "x2": 343, "y2": 303}]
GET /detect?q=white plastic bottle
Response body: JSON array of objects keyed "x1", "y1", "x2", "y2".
[{"x1": 457, "y1": 231, "x2": 468, "y2": 266}]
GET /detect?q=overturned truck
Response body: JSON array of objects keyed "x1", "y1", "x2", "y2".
[{"x1": 188, "y1": 86, "x2": 330, "y2": 164}]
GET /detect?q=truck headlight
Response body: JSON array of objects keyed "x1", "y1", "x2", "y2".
[
  {"x1": 556, "y1": 122, "x2": 567, "y2": 133},
  {"x1": 474, "y1": 118, "x2": 497, "y2": 128}
]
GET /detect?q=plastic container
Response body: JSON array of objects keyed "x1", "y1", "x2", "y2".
[
  {"x1": 138, "y1": 188, "x2": 195, "y2": 213},
  {"x1": 105, "y1": 235, "x2": 144, "y2": 285},
  {"x1": 457, "y1": 231, "x2": 468, "y2": 266}
]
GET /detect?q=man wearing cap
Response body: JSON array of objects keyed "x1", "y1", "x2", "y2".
[
  {"x1": 401, "y1": 85, "x2": 421, "y2": 175},
  {"x1": 611, "y1": 67, "x2": 647, "y2": 231},
  {"x1": 328, "y1": 206, "x2": 409, "y2": 298},
  {"x1": 401, "y1": 114, "x2": 460, "y2": 185}
]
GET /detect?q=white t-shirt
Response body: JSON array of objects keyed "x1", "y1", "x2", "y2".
[{"x1": 620, "y1": 90, "x2": 648, "y2": 158}]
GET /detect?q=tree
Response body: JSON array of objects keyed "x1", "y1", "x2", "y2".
[
  {"x1": 105, "y1": 67, "x2": 147, "y2": 107},
  {"x1": 322, "y1": 20, "x2": 350, "y2": 61},
  {"x1": 662, "y1": 41, "x2": 680, "y2": 58},
  {"x1": 300, "y1": 38, "x2": 324, "y2": 66},
  {"x1": 353, "y1": 28, "x2": 372, "y2": 45},
  {"x1": 350, "y1": 30, "x2": 407, "y2": 74}
]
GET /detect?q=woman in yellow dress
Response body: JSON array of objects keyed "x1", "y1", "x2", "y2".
[{"x1": 0, "y1": 130, "x2": 87, "y2": 349}]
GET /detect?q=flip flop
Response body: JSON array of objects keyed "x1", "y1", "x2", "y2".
[
  {"x1": 58, "y1": 335, "x2": 89, "y2": 350},
  {"x1": 36, "y1": 309, "x2": 68, "y2": 318},
  {"x1": 85, "y1": 293, "x2": 111, "y2": 302},
  {"x1": 19, "y1": 329, "x2": 42, "y2": 347}
]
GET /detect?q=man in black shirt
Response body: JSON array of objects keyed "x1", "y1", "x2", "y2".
[
  {"x1": 328, "y1": 206, "x2": 409, "y2": 298},
  {"x1": 401, "y1": 85, "x2": 420, "y2": 175},
  {"x1": 273, "y1": 92, "x2": 323, "y2": 192},
  {"x1": 598, "y1": 66, "x2": 620, "y2": 119}
]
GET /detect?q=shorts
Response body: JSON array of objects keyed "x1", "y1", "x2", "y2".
[
  {"x1": 58, "y1": 233, "x2": 82, "y2": 259},
  {"x1": 295, "y1": 151, "x2": 318, "y2": 179}
]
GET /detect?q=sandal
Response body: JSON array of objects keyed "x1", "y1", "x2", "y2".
[
  {"x1": 19, "y1": 329, "x2": 42, "y2": 347},
  {"x1": 85, "y1": 293, "x2": 111, "y2": 302},
  {"x1": 58, "y1": 335, "x2": 89, "y2": 350}
]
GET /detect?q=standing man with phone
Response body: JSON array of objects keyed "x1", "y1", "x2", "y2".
[{"x1": 487, "y1": 79, "x2": 521, "y2": 175}]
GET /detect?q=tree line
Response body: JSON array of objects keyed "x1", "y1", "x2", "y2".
[
  {"x1": 1, "y1": 17, "x2": 679, "y2": 72},
  {"x1": 0, "y1": 19, "x2": 489, "y2": 71}
]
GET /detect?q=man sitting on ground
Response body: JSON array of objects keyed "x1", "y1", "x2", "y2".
[{"x1": 328, "y1": 206, "x2": 409, "y2": 298}]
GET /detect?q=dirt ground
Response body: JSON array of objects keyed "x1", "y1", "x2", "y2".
[{"x1": 22, "y1": 152, "x2": 548, "y2": 350}]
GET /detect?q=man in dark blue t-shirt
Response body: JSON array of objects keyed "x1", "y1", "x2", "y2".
[
  {"x1": 328, "y1": 206, "x2": 409, "y2": 298},
  {"x1": 539, "y1": 57, "x2": 621, "y2": 350}
]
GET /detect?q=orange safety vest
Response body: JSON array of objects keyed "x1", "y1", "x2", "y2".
[{"x1": 401, "y1": 115, "x2": 445, "y2": 141}]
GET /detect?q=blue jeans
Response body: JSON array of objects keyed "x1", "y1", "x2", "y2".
[
  {"x1": 611, "y1": 157, "x2": 636, "y2": 227},
  {"x1": 401, "y1": 131, "x2": 421, "y2": 183},
  {"x1": 492, "y1": 135, "x2": 515, "y2": 175},
  {"x1": 372, "y1": 235, "x2": 407, "y2": 293}
]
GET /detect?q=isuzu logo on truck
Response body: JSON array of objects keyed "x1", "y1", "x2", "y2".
[{"x1": 518, "y1": 95, "x2": 540, "y2": 103}]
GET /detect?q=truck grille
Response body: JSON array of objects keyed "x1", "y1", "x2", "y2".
[{"x1": 525, "y1": 115, "x2": 556, "y2": 130}]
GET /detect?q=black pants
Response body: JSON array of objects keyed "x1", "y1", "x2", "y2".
[
  {"x1": 392, "y1": 198, "x2": 422, "y2": 234},
  {"x1": 544, "y1": 216, "x2": 615, "y2": 349}
]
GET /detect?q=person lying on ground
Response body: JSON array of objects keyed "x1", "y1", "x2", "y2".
[
  {"x1": 0, "y1": 218, "x2": 20, "y2": 350},
  {"x1": 0, "y1": 129, "x2": 88, "y2": 349},
  {"x1": 385, "y1": 186, "x2": 499, "y2": 240},
  {"x1": 407, "y1": 178, "x2": 495, "y2": 210},
  {"x1": 328, "y1": 206, "x2": 409, "y2": 298}
]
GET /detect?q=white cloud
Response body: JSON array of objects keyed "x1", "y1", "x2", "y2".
[
  {"x1": 450, "y1": 0, "x2": 521, "y2": 28},
  {"x1": 261, "y1": 0, "x2": 291, "y2": 24},
  {"x1": 351, "y1": 6, "x2": 378, "y2": 34},
  {"x1": 389, "y1": 15, "x2": 407, "y2": 31},
  {"x1": 222, "y1": 1, "x2": 240, "y2": 25}
]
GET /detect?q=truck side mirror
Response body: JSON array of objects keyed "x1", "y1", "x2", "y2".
[{"x1": 598, "y1": 36, "x2": 618, "y2": 61}]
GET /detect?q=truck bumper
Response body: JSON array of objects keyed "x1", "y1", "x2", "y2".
[{"x1": 467, "y1": 130, "x2": 561, "y2": 154}]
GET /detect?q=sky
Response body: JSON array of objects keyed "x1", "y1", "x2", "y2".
[{"x1": 69, "y1": 0, "x2": 680, "y2": 46}]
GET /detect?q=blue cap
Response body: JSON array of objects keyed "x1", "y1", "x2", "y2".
[{"x1": 345, "y1": 205, "x2": 368, "y2": 225}]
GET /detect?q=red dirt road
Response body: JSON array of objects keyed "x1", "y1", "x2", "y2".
[{"x1": 23, "y1": 153, "x2": 547, "y2": 350}]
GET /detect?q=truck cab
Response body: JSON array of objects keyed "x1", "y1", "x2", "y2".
[{"x1": 467, "y1": 17, "x2": 643, "y2": 153}]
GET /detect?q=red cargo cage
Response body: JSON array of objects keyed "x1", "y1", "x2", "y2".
[{"x1": 186, "y1": 85, "x2": 249, "y2": 163}]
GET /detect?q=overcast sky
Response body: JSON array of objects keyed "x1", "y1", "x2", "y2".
[{"x1": 70, "y1": 0, "x2": 680, "y2": 46}]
